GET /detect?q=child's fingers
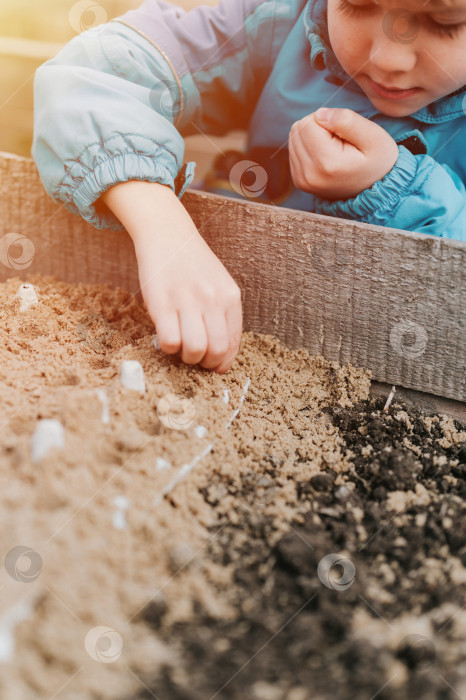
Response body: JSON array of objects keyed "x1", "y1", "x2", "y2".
[
  {"x1": 288, "y1": 136, "x2": 306, "y2": 188},
  {"x1": 205, "y1": 303, "x2": 242, "y2": 374},
  {"x1": 154, "y1": 309, "x2": 182, "y2": 354},
  {"x1": 199, "y1": 311, "x2": 230, "y2": 370},
  {"x1": 179, "y1": 309, "x2": 209, "y2": 366},
  {"x1": 212, "y1": 295, "x2": 243, "y2": 373},
  {"x1": 314, "y1": 108, "x2": 377, "y2": 154}
]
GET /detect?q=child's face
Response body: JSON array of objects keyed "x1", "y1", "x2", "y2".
[{"x1": 327, "y1": 0, "x2": 466, "y2": 116}]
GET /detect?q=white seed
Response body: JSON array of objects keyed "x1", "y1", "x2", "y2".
[
  {"x1": 194, "y1": 425, "x2": 207, "y2": 438},
  {"x1": 155, "y1": 457, "x2": 171, "y2": 471},
  {"x1": 222, "y1": 389, "x2": 229, "y2": 404},
  {"x1": 112, "y1": 495, "x2": 129, "y2": 530},
  {"x1": 113, "y1": 495, "x2": 129, "y2": 510},
  {"x1": 95, "y1": 388, "x2": 110, "y2": 424},
  {"x1": 30, "y1": 419, "x2": 65, "y2": 463},
  {"x1": 15, "y1": 283, "x2": 38, "y2": 312},
  {"x1": 152, "y1": 334, "x2": 161, "y2": 350},
  {"x1": 120, "y1": 360, "x2": 146, "y2": 393},
  {"x1": 0, "y1": 596, "x2": 37, "y2": 662}
]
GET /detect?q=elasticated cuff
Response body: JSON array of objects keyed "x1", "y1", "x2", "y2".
[
  {"x1": 56, "y1": 148, "x2": 196, "y2": 231},
  {"x1": 313, "y1": 145, "x2": 420, "y2": 224}
]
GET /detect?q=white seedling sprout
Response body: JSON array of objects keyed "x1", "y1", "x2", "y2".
[
  {"x1": 112, "y1": 495, "x2": 129, "y2": 530},
  {"x1": 0, "y1": 595, "x2": 37, "y2": 662},
  {"x1": 95, "y1": 388, "x2": 110, "y2": 424},
  {"x1": 120, "y1": 360, "x2": 146, "y2": 393},
  {"x1": 383, "y1": 385, "x2": 397, "y2": 412},
  {"x1": 30, "y1": 419, "x2": 65, "y2": 463},
  {"x1": 155, "y1": 457, "x2": 171, "y2": 471},
  {"x1": 15, "y1": 283, "x2": 38, "y2": 312}
]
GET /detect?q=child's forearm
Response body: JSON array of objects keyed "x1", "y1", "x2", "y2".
[{"x1": 98, "y1": 180, "x2": 198, "y2": 245}]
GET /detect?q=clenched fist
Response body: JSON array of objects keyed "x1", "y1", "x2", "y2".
[{"x1": 288, "y1": 107, "x2": 399, "y2": 201}]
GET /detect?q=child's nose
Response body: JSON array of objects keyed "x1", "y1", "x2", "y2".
[{"x1": 369, "y1": 27, "x2": 418, "y2": 75}]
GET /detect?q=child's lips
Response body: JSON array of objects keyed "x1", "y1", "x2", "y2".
[{"x1": 367, "y1": 77, "x2": 421, "y2": 100}]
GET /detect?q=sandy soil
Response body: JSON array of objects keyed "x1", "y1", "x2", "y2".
[{"x1": 0, "y1": 273, "x2": 378, "y2": 700}]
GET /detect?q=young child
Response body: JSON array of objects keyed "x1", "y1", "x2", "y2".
[{"x1": 32, "y1": 0, "x2": 466, "y2": 374}]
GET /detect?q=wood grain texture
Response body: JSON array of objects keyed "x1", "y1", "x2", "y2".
[{"x1": 1, "y1": 151, "x2": 465, "y2": 406}]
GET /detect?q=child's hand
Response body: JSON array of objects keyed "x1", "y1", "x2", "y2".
[
  {"x1": 288, "y1": 108, "x2": 399, "y2": 201},
  {"x1": 99, "y1": 180, "x2": 242, "y2": 374},
  {"x1": 133, "y1": 223, "x2": 243, "y2": 374}
]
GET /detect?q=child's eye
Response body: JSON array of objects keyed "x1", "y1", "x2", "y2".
[
  {"x1": 336, "y1": 0, "x2": 373, "y2": 17},
  {"x1": 425, "y1": 18, "x2": 464, "y2": 39},
  {"x1": 336, "y1": 0, "x2": 464, "y2": 39}
]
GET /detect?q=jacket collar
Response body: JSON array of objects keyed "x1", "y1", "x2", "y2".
[{"x1": 303, "y1": 0, "x2": 466, "y2": 122}]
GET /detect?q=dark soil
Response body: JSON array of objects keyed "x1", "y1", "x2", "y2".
[{"x1": 123, "y1": 396, "x2": 466, "y2": 700}]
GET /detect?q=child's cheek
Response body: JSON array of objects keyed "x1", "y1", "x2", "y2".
[{"x1": 327, "y1": 3, "x2": 369, "y2": 76}]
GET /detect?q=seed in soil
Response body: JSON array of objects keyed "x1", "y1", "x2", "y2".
[
  {"x1": 120, "y1": 360, "x2": 146, "y2": 393},
  {"x1": 15, "y1": 283, "x2": 38, "y2": 312},
  {"x1": 113, "y1": 495, "x2": 130, "y2": 530},
  {"x1": 30, "y1": 419, "x2": 65, "y2": 463}
]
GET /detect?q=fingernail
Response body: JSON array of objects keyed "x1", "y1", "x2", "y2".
[{"x1": 315, "y1": 108, "x2": 331, "y2": 123}]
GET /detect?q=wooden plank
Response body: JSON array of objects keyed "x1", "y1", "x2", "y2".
[{"x1": 0, "y1": 151, "x2": 465, "y2": 403}]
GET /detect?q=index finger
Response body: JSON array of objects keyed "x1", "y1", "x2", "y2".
[{"x1": 211, "y1": 296, "x2": 243, "y2": 374}]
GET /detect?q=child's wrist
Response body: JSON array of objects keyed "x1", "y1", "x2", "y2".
[{"x1": 99, "y1": 180, "x2": 190, "y2": 243}]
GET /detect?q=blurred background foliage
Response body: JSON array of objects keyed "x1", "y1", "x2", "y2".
[{"x1": 0, "y1": 0, "x2": 243, "y2": 179}]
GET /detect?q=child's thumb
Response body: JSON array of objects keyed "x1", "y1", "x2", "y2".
[{"x1": 314, "y1": 107, "x2": 374, "y2": 152}]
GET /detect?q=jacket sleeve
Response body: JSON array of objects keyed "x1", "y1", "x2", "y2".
[
  {"x1": 32, "y1": 0, "x2": 299, "y2": 232},
  {"x1": 313, "y1": 145, "x2": 466, "y2": 242}
]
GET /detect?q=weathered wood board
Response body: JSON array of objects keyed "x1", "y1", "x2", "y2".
[{"x1": 1, "y1": 151, "x2": 465, "y2": 418}]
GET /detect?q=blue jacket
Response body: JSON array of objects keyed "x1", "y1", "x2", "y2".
[{"x1": 32, "y1": 0, "x2": 466, "y2": 240}]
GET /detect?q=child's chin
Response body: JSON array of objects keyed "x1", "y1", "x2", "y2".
[{"x1": 368, "y1": 95, "x2": 425, "y2": 118}]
